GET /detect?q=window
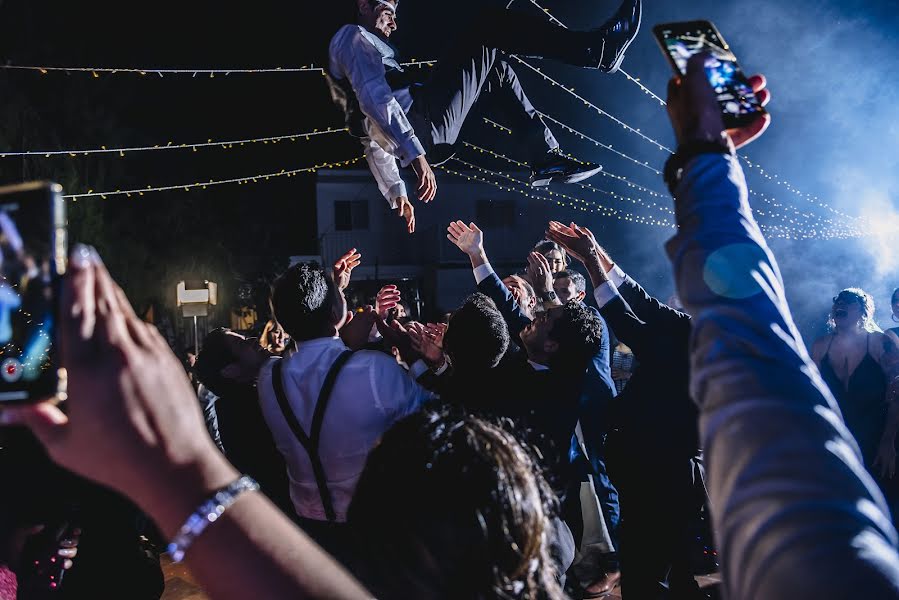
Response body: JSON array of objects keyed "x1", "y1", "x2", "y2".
[
  {"x1": 476, "y1": 199, "x2": 516, "y2": 228},
  {"x1": 335, "y1": 200, "x2": 370, "y2": 231}
]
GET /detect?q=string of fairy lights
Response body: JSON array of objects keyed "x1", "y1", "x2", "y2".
[
  {"x1": 62, "y1": 157, "x2": 364, "y2": 201},
  {"x1": 0, "y1": 127, "x2": 347, "y2": 158},
  {"x1": 0, "y1": 1, "x2": 876, "y2": 239},
  {"x1": 512, "y1": 0, "x2": 875, "y2": 234}
]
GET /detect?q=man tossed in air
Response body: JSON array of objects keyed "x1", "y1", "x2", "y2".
[{"x1": 327, "y1": 0, "x2": 642, "y2": 232}]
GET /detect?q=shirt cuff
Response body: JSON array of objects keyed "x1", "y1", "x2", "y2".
[
  {"x1": 410, "y1": 360, "x2": 430, "y2": 380},
  {"x1": 608, "y1": 265, "x2": 627, "y2": 287},
  {"x1": 432, "y1": 355, "x2": 450, "y2": 376},
  {"x1": 594, "y1": 281, "x2": 621, "y2": 309},
  {"x1": 473, "y1": 263, "x2": 495, "y2": 285},
  {"x1": 397, "y1": 137, "x2": 426, "y2": 168},
  {"x1": 387, "y1": 181, "x2": 407, "y2": 210}
]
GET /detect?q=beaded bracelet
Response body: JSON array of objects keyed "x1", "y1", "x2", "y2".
[{"x1": 167, "y1": 475, "x2": 260, "y2": 563}]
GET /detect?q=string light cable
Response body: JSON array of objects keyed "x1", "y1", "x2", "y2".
[
  {"x1": 0, "y1": 127, "x2": 347, "y2": 159},
  {"x1": 451, "y1": 152, "x2": 674, "y2": 228},
  {"x1": 0, "y1": 60, "x2": 436, "y2": 77},
  {"x1": 511, "y1": 55, "x2": 674, "y2": 153},
  {"x1": 439, "y1": 159, "x2": 672, "y2": 228},
  {"x1": 462, "y1": 140, "x2": 672, "y2": 217},
  {"x1": 461, "y1": 140, "x2": 857, "y2": 240},
  {"x1": 62, "y1": 156, "x2": 363, "y2": 200},
  {"x1": 513, "y1": 0, "x2": 867, "y2": 229}
]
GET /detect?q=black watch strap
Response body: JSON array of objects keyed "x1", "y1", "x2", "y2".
[
  {"x1": 664, "y1": 140, "x2": 733, "y2": 195},
  {"x1": 540, "y1": 290, "x2": 558, "y2": 302}
]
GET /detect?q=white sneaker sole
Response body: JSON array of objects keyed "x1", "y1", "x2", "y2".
[{"x1": 530, "y1": 165, "x2": 603, "y2": 188}]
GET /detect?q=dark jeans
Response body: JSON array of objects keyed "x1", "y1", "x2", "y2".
[{"x1": 408, "y1": 7, "x2": 599, "y2": 164}]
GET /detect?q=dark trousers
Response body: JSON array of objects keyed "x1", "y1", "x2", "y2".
[
  {"x1": 609, "y1": 445, "x2": 706, "y2": 600},
  {"x1": 408, "y1": 7, "x2": 598, "y2": 164}
]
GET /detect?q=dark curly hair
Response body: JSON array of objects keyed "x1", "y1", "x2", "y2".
[{"x1": 547, "y1": 300, "x2": 603, "y2": 372}]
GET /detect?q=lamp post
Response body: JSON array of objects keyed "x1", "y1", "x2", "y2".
[{"x1": 176, "y1": 280, "x2": 217, "y2": 353}]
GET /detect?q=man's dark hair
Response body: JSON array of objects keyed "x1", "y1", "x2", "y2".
[
  {"x1": 554, "y1": 270, "x2": 586, "y2": 295},
  {"x1": 270, "y1": 262, "x2": 335, "y2": 342},
  {"x1": 547, "y1": 301, "x2": 602, "y2": 372},
  {"x1": 194, "y1": 328, "x2": 235, "y2": 397},
  {"x1": 443, "y1": 293, "x2": 510, "y2": 372},
  {"x1": 349, "y1": 405, "x2": 563, "y2": 599}
]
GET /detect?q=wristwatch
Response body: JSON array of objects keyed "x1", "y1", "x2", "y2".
[
  {"x1": 663, "y1": 138, "x2": 734, "y2": 195},
  {"x1": 539, "y1": 290, "x2": 558, "y2": 302}
]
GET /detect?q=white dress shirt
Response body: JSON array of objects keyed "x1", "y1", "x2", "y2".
[
  {"x1": 257, "y1": 336, "x2": 431, "y2": 522},
  {"x1": 592, "y1": 264, "x2": 627, "y2": 308},
  {"x1": 329, "y1": 25, "x2": 425, "y2": 208}
]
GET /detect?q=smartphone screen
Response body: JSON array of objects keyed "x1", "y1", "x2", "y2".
[
  {"x1": 0, "y1": 182, "x2": 66, "y2": 403},
  {"x1": 653, "y1": 20, "x2": 765, "y2": 128}
]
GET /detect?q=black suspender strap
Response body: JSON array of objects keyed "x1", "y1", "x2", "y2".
[{"x1": 271, "y1": 350, "x2": 354, "y2": 522}]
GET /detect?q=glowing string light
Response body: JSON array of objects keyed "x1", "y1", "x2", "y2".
[
  {"x1": 528, "y1": 0, "x2": 567, "y2": 28},
  {"x1": 462, "y1": 141, "x2": 672, "y2": 217},
  {"x1": 516, "y1": 0, "x2": 862, "y2": 229},
  {"x1": 62, "y1": 157, "x2": 363, "y2": 200},
  {"x1": 0, "y1": 61, "x2": 436, "y2": 77},
  {"x1": 512, "y1": 56, "x2": 675, "y2": 153},
  {"x1": 452, "y1": 154, "x2": 674, "y2": 228},
  {"x1": 536, "y1": 113, "x2": 662, "y2": 174},
  {"x1": 0, "y1": 127, "x2": 347, "y2": 158}
]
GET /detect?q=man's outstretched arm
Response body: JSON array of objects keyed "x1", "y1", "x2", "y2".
[
  {"x1": 446, "y1": 221, "x2": 532, "y2": 337},
  {"x1": 666, "y1": 54, "x2": 899, "y2": 599}
]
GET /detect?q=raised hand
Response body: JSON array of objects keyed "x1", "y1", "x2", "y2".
[
  {"x1": 446, "y1": 221, "x2": 485, "y2": 261},
  {"x1": 376, "y1": 317, "x2": 423, "y2": 366},
  {"x1": 526, "y1": 252, "x2": 554, "y2": 296},
  {"x1": 340, "y1": 305, "x2": 377, "y2": 351},
  {"x1": 425, "y1": 322, "x2": 447, "y2": 349},
  {"x1": 0, "y1": 246, "x2": 234, "y2": 513},
  {"x1": 667, "y1": 53, "x2": 772, "y2": 150},
  {"x1": 546, "y1": 221, "x2": 599, "y2": 264},
  {"x1": 333, "y1": 248, "x2": 362, "y2": 291},
  {"x1": 407, "y1": 322, "x2": 445, "y2": 368},
  {"x1": 375, "y1": 285, "x2": 402, "y2": 320}
]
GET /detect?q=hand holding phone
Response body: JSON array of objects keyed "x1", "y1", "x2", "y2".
[
  {"x1": 0, "y1": 183, "x2": 66, "y2": 405},
  {"x1": 654, "y1": 20, "x2": 767, "y2": 130}
]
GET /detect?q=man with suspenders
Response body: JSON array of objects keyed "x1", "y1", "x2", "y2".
[{"x1": 257, "y1": 262, "x2": 432, "y2": 561}]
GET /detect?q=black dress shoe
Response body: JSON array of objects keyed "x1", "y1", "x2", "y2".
[
  {"x1": 530, "y1": 150, "x2": 603, "y2": 187},
  {"x1": 585, "y1": 0, "x2": 642, "y2": 73}
]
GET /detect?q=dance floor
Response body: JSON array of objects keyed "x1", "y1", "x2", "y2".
[{"x1": 160, "y1": 554, "x2": 722, "y2": 600}]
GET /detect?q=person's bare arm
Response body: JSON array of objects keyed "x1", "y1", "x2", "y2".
[
  {"x1": 873, "y1": 332, "x2": 899, "y2": 479},
  {"x1": 0, "y1": 247, "x2": 371, "y2": 600}
]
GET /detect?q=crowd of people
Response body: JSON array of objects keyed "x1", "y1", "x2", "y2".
[{"x1": 2, "y1": 2, "x2": 899, "y2": 598}]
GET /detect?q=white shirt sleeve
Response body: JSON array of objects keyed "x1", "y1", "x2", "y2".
[
  {"x1": 364, "y1": 138, "x2": 407, "y2": 209},
  {"x1": 594, "y1": 281, "x2": 622, "y2": 309},
  {"x1": 608, "y1": 264, "x2": 627, "y2": 287},
  {"x1": 329, "y1": 26, "x2": 425, "y2": 167},
  {"x1": 473, "y1": 263, "x2": 495, "y2": 285}
]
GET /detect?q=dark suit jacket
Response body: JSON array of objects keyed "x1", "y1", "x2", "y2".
[
  {"x1": 600, "y1": 275, "x2": 699, "y2": 460},
  {"x1": 476, "y1": 271, "x2": 616, "y2": 401},
  {"x1": 438, "y1": 347, "x2": 581, "y2": 496},
  {"x1": 473, "y1": 271, "x2": 617, "y2": 483}
]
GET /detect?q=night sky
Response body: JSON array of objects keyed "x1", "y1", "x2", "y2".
[{"x1": 1, "y1": 0, "x2": 898, "y2": 340}]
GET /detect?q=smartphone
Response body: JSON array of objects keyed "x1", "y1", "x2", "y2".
[
  {"x1": 653, "y1": 20, "x2": 766, "y2": 129},
  {"x1": 0, "y1": 182, "x2": 67, "y2": 404}
]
